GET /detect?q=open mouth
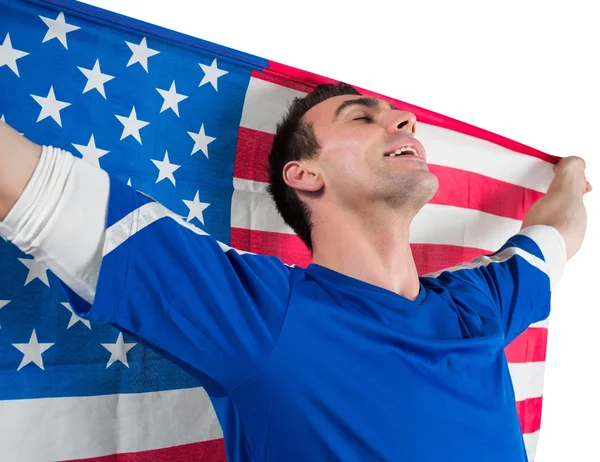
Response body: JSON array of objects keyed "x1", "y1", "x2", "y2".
[{"x1": 385, "y1": 146, "x2": 419, "y2": 158}]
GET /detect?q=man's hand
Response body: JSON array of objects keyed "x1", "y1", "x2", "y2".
[
  {"x1": 553, "y1": 156, "x2": 592, "y2": 195},
  {"x1": 521, "y1": 155, "x2": 591, "y2": 260}
]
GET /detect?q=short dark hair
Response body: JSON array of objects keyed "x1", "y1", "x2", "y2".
[{"x1": 266, "y1": 82, "x2": 361, "y2": 252}]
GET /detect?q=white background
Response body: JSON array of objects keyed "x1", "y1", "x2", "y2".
[{"x1": 80, "y1": 1, "x2": 599, "y2": 459}]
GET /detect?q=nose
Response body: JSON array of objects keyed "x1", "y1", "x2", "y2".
[{"x1": 383, "y1": 110, "x2": 417, "y2": 135}]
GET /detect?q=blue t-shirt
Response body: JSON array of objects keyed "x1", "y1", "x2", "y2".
[{"x1": 63, "y1": 177, "x2": 552, "y2": 462}]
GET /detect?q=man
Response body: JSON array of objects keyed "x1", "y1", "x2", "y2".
[{"x1": 0, "y1": 82, "x2": 591, "y2": 462}]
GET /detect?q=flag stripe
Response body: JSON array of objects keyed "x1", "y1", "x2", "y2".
[
  {"x1": 0, "y1": 361, "x2": 544, "y2": 461},
  {"x1": 230, "y1": 228, "x2": 311, "y2": 267},
  {"x1": 64, "y1": 440, "x2": 227, "y2": 462},
  {"x1": 508, "y1": 362, "x2": 546, "y2": 402},
  {"x1": 254, "y1": 63, "x2": 557, "y2": 165},
  {"x1": 504, "y1": 327, "x2": 548, "y2": 363},
  {"x1": 529, "y1": 317, "x2": 550, "y2": 329},
  {"x1": 229, "y1": 229, "x2": 495, "y2": 273},
  {"x1": 231, "y1": 178, "x2": 524, "y2": 252},
  {"x1": 517, "y1": 397, "x2": 544, "y2": 435},
  {"x1": 0, "y1": 387, "x2": 222, "y2": 462},
  {"x1": 523, "y1": 431, "x2": 540, "y2": 462}
]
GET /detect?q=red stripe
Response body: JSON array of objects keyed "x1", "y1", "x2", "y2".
[
  {"x1": 234, "y1": 127, "x2": 272, "y2": 182},
  {"x1": 230, "y1": 229, "x2": 494, "y2": 277},
  {"x1": 504, "y1": 327, "x2": 548, "y2": 363},
  {"x1": 516, "y1": 396, "x2": 543, "y2": 434},
  {"x1": 254, "y1": 63, "x2": 559, "y2": 164},
  {"x1": 251, "y1": 62, "x2": 338, "y2": 94},
  {"x1": 63, "y1": 439, "x2": 226, "y2": 462},
  {"x1": 234, "y1": 127, "x2": 544, "y2": 221},
  {"x1": 428, "y1": 164, "x2": 545, "y2": 221},
  {"x1": 231, "y1": 227, "x2": 311, "y2": 267},
  {"x1": 410, "y1": 244, "x2": 487, "y2": 275}
]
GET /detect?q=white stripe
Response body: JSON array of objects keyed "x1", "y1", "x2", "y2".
[
  {"x1": 0, "y1": 388, "x2": 221, "y2": 462},
  {"x1": 410, "y1": 204, "x2": 522, "y2": 251},
  {"x1": 419, "y1": 123, "x2": 554, "y2": 193},
  {"x1": 232, "y1": 178, "x2": 523, "y2": 252},
  {"x1": 104, "y1": 202, "x2": 206, "y2": 256},
  {"x1": 0, "y1": 380, "x2": 542, "y2": 462},
  {"x1": 240, "y1": 77, "x2": 555, "y2": 192},
  {"x1": 240, "y1": 77, "x2": 305, "y2": 133},
  {"x1": 523, "y1": 430, "x2": 541, "y2": 462},
  {"x1": 509, "y1": 361, "x2": 546, "y2": 401},
  {"x1": 518, "y1": 225, "x2": 566, "y2": 290},
  {"x1": 231, "y1": 177, "x2": 294, "y2": 235},
  {"x1": 103, "y1": 201, "x2": 251, "y2": 257},
  {"x1": 530, "y1": 316, "x2": 550, "y2": 329},
  {"x1": 424, "y1": 246, "x2": 549, "y2": 279}
]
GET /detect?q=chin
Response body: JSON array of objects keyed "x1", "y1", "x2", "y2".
[
  {"x1": 379, "y1": 170, "x2": 439, "y2": 207},
  {"x1": 420, "y1": 171, "x2": 440, "y2": 198}
]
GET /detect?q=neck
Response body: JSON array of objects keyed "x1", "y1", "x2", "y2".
[{"x1": 311, "y1": 206, "x2": 421, "y2": 300}]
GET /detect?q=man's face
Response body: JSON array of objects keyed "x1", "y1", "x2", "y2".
[{"x1": 299, "y1": 95, "x2": 439, "y2": 212}]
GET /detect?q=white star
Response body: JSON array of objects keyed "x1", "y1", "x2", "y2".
[
  {"x1": 31, "y1": 86, "x2": 71, "y2": 126},
  {"x1": 61, "y1": 302, "x2": 91, "y2": 329},
  {"x1": 78, "y1": 59, "x2": 114, "y2": 98},
  {"x1": 127, "y1": 178, "x2": 132, "y2": 187},
  {"x1": 72, "y1": 134, "x2": 109, "y2": 167},
  {"x1": 187, "y1": 123, "x2": 216, "y2": 158},
  {"x1": 125, "y1": 37, "x2": 159, "y2": 72},
  {"x1": 39, "y1": 12, "x2": 80, "y2": 50},
  {"x1": 13, "y1": 329, "x2": 54, "y2": 371},
  {"x1": 198, "y1": 58, "x2": 228, "y2": 91},
  {"x1": 101, "y1": 332, "x2": 136, "y2": 368},
  {"x1": 183, "y1": 191, "x2": 210, "y2": 225},
  {"x1": 0, "y1": 300, "x2": 10, "y2": 328},
  {"x1": 115, "y1": 107, "x2": 149, "y2": 144},
  {"x1": 151, "y1": 151, "x2": 181, "y2": 186},
  {"x1": 156, "y1": 80, "x2": 188, "y2": 117},
  {"x1": 0, "y1": 33, "x2": 29, "y2": 77},
  {"x1": 18, "y1": 257, "x2": 50, "y2": 287}
]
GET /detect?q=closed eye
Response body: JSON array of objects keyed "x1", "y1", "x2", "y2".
[{"x1": 353, "y1": 116, "x2": 372, "y2": 122}]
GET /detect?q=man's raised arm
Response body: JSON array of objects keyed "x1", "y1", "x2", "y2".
[
  {"x1": 0, "y1": 120, "x2": 42, "y2": 220},
  {"x1": 0, "y1": 118, "x2": 293, "y2": 394}
]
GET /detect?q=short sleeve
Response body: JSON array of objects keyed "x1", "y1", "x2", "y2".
[
  {"x1": 61, "y1": 175, "x2": 292, "y2": 396},
  {"x1": 425, "y1": 225, "x2": 566, "y2": 345}
]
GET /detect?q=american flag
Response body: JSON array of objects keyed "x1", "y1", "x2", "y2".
[{"x1": 0, "y1": 0, "x2": 559, "y2": 461}]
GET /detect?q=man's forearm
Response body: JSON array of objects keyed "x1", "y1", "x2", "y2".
[
  {"x1": 522, "y1": 160, "x2": 589, "y2": 260},
  {"x1": 0, "y1": 121, "x2": 43, "y2": 221}
]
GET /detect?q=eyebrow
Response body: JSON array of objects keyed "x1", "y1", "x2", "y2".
[{"x1": 332, "y1": 97, "x2": 399, "y2": 122}]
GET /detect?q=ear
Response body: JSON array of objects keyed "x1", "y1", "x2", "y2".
[{"x1": 282, "y1": 160, "x2": 323, "y2": 192}]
